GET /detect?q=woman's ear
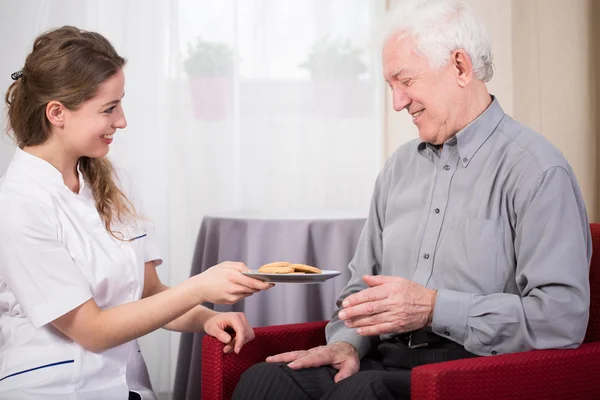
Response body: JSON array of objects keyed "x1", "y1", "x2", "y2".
[{"x1": 46, "y1": 101, "x2": 65, "y2": 128}]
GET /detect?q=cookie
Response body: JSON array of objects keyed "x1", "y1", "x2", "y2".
[
  {"x1": 288, "y1": 264, "x2": 322, "y2": 274},
  {"x1": 258, "y1": 266, "x2": 295, "y2": 274},
  {"x1": 258, "y1": 262, "x2": 294, "y2": 274}
]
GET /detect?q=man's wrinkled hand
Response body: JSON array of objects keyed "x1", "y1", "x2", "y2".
[
  {"x1": 266, "y1": 342, "x2": 359, "y2": 383},
  {"x1": 338, "y1": 275, "x2": 437, "y2": 336}
]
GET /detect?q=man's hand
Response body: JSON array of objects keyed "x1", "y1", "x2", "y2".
[
  {"x1": 338, "y1": 275, "x2": 437, "y2": 336},
  {"x1": 266, "y1": 342, "x2": 359, "y2": 383}
]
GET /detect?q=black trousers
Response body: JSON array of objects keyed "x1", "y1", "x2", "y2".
[{"x1": 232, "y1": 338, "x2": 477, "y2": 400}]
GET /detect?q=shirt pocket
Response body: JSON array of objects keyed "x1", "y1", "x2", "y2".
[
  {"x1": 441, "y1": 217, "x2": 507, "y2": 294},
  {"x1": 466, "y1": 218, "x2": 502, "y2": 249}
]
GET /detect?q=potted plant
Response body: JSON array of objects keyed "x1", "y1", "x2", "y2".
[
  {"x1": 300, "y1": 37, "x2": 368, "y2": 117},
  {"x1": 183, "y1": 38, "x2": 234, "y2": 120}
]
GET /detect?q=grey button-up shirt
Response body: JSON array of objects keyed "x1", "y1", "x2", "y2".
[{"x1": 326, "y1": 97, "x2": 592, "y2": 357}]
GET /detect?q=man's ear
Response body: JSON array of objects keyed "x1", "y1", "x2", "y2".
[
  {"x1": 451, "y1": 49, "x2": 475, "y2": 87},
  {"x1": 46, "y1": 101, "x2": 65, "y2": 128}
]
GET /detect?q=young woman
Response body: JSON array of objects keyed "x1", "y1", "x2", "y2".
[{"x1": 0, "y1": 26, "x2": 272, "y2": 400}]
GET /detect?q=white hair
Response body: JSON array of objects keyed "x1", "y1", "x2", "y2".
[{"x1": 383, "y1": 0, "x2": 494, "y2": 82}]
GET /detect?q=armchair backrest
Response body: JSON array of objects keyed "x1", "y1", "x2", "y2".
[{"x1": 585, "y1": 223, "x2": 600, "y2": 343}]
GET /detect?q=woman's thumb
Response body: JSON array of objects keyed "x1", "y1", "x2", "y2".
[{"x1": 214, "y1": 329, "x2": 232, "y2": 344}]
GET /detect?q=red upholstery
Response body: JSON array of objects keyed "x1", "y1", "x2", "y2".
[
  {"x1": 202, "y1": 223, "x2": 600, "y2": 400},
  {"x1": 585, "y1": 222, "x2": 600, "y2": 343},
  {"x1": 201, "y1": 320, "x2": 327, "y2": 400}
]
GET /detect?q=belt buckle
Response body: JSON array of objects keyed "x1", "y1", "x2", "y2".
[{"x1": 407, "y1": 333, "x2": 428, "y2": 349}]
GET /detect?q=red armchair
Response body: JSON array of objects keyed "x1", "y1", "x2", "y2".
[{"x1": 202, "y1": 223, "x2": 600, "y2": 400}]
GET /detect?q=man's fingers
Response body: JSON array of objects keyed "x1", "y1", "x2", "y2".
[
  {"x1": 287, "y1": 349, "x2": 332, "y2": 370},
  {"x1": 355, "y1": 322, "x2": 397, "y2": 336},
  {"x1": 266, "y1": 350, "x2": 307, "y2": 363},
  {"x1": 342, "y1": 286, "x2": 388, "y2": 308},
  {"x1": 333, "y1": 364, "x2": 357, "y2": 383},
  {"x1": 344, "y1": 311, "x2": 395, "y2": 329},
  {"x1": 363, "y1": 274, "x2": 409, "y2": 286},
  {"x1": 338, "y1": 299, "x2": 387, "y2": 320}
]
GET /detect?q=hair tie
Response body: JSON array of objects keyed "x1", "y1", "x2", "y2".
[{"x1": 11, "y1": 71, "x2": 23, "y2": 81}]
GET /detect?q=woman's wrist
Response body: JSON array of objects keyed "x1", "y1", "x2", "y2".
[{"x1": 180, "y1": 274, "x2": 207, "y2": 305}]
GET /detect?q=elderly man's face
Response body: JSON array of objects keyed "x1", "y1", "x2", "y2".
[{"x1": 383, "y1": 34, "x2": 462, "y2": 144}]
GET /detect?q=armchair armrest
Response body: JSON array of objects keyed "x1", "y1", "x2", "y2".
[
  {"x1": 201, "y1": 320, "x2": 328, "y2": 400},
  {"x1": 411, "y1": 342, "x2": 600, "y2": 400}
]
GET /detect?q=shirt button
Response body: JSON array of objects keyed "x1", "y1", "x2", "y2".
[
  {"x1": 444, "y1": 331, "x2": 450, "y2": 336},
  {"x1": 443, "y1": 165, "x2": 450, "y2": 171},
  {"x1": 434, "y1": 208, "x2": 440, "y2": 214},
  {"x1": 491, "y1": 350, "x2": 497, "y2": 355},
  {"x1": 423, "y1": 253, "x2": 430, "y2": 259},
  {"x1": 463, "y1": 157, "x2": 469, "y2": 163}
]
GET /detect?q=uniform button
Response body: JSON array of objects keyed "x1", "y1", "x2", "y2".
[
  {"x1": 423, "y1": 253, "x2": 430, "y2": 259},
  {"x1": 444, "y1": 331, "x2": 450, "y2": 336},
  {"x1": 434, "y1": 208, "x2": 440, "y2": 214},
  {"x1": 491, "y1": 350, "x2": 497, "y2": 355},
  {"x1": 463, "y1": 157, "x2": 469, "y2": 163},
  {"x1": 443, "y1": 165, "x2": 450, "y2": 171}
]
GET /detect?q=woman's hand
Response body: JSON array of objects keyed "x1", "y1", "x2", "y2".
[
  {"x1": 203, "y1": 312, "x2": 255, "y2": 354},
  {"x1": 194, "y1": 261, "x2": 273, "y2": 304}
]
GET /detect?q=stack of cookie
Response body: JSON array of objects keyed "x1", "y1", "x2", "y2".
[{"x1": 258, "y1": 262, "x2": 322, "y2": 274}]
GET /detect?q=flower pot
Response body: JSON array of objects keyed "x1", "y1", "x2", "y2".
[
  {"x1": 189, "y1": 76, "x2": 233, "y2": 120},
  {"x1": 312, "y1": 78, "x2": 367, "y2": 118}
]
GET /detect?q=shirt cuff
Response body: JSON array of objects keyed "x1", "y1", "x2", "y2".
[
  {"x1": 431, "y1": 289, "x2": 472, "y2": 345},
  {"x1": 326, "y1": 321, "x2": 371, "y2": 358}
]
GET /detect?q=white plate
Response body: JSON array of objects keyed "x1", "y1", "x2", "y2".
[{"x1": 242, "y1": 269, "x2": 341, "y2": 284}]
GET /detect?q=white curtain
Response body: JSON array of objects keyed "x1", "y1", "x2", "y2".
[{"x1": 0, "y1": 0, "x2": 385, "y2": 395}]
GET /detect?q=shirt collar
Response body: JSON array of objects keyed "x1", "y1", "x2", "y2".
[
  {"x1": 417, "y1": 96, "x2": 505, "y2": 166},
  {"x1": 12, "y1": 147, "x2": 87, "y2": 195},
  {"x1": 455, "y1": 96, "x2": 505, "y2": 167},
  {"x1": 417, "y1": 141, "x2": 446, "y2": 159}
]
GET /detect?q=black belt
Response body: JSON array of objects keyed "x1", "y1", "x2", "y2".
[
  {"x1": 394, "y1": 329, "x2": 449, "y2": 349},
  {"x1": 378, "y1": 330, "x2": 477, "y2": 369}
]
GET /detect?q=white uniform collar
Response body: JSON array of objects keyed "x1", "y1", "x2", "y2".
[{"x1": 12, "y1": 147, "x2": 88, "y2": 196}]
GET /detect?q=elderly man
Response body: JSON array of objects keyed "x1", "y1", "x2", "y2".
[{"x1": 232, "y1": 0, "x2": 592, "y2": 399}]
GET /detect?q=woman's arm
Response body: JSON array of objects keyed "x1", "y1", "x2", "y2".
[
  {"x1": 142, "y1": 261, "x2": 260, "y2": 353},
  {"x1": 142, "y1": 261, "x2": 218, "y2": 332},
  {"x1": 51, "y1": 261, "x2": 270, "y2": 353}
]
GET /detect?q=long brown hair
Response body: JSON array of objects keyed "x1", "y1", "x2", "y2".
[{"x1": 4, "y1": 26, "x2": 136, "y2": 238}]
